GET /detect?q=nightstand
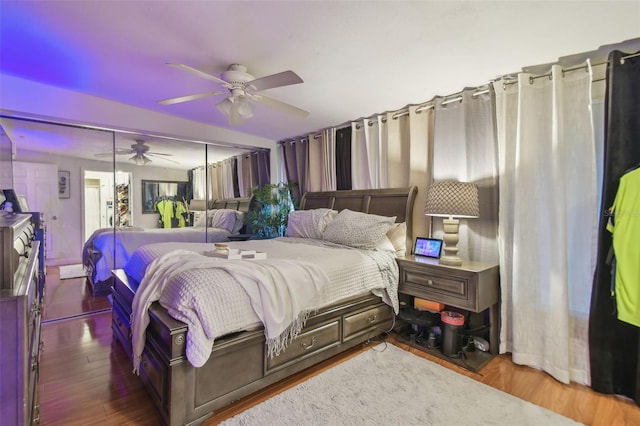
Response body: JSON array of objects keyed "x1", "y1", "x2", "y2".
[{"x1": 395, "y1": 255, "x2": 500, "y2": 371}]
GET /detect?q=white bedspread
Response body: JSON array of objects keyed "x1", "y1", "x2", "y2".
[
  {"x1": 126, "y1": 238, "x2": 399, "y2": 369},
  {"x1": 131, "y1": 249, "x2": 329, "y2": 372},
  {"x1": 82, "y1": 226, "x2": 231, "y2": 282}
]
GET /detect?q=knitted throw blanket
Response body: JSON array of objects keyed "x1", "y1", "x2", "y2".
[{"x1": 130, "y1": 249, "x2": 330, "y2": 373}]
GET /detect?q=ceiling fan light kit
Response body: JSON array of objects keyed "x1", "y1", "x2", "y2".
[
  {"x1": 159, "y1": 63, "x2": 309, "y2": 125},
  {"x1": 131, "y1": 154, "x2": 152, "y2": 165},
  {"x1": 95, "y1": 140, "x2": 177, "y2": 166}
]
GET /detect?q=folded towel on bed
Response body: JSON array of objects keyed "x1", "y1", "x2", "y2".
[{"x1": 131, "y1": 249, "x2": 330, "y2": 373}]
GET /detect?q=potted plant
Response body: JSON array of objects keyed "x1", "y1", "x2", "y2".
[{"x1": 245, "y1": 182, "x2": 297, "y2": 238}]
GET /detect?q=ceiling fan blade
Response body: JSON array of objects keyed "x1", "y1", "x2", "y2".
[
  {"x1": 94, "y1": 148, "x2": 134, "y2": 158},
  {"x1": 157, "y1": 91, "x2": 227, "y2": 105},
  {"x1": 253, "y1": 94, "x2": 309, "y2": 118},
  {"x1": 167, "y1": 63, "x2": 229, "y2": 86},
  {"x1": 147, "y1": 153, "x2": 179, "y2": 164},
  {"x1": 247, "y1": 70, "x2": 303, "y2": 91}
]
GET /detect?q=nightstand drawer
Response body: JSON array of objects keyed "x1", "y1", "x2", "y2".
[
  {"x1": 402, "y1": 269, "x2": 467, "y2": 298},
  {"x1": 397, "y1": 261, "x2": 478, "y2": 310}
]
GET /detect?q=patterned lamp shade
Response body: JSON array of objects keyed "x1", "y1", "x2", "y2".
[{"x1": 424, "y1": 181, "x2": 479, "y2": 218}]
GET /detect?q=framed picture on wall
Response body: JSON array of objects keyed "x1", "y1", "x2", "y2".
[{"x1": 58, "y1": 170, "x2": 70, "y2": 199}]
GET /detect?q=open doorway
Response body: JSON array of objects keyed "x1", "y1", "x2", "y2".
[{"x1": 83, "y1": 170, "x2": 131, "y2": 243}]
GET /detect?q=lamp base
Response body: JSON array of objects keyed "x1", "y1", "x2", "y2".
[
  {"x1": 439, "y1": 218, "x2": 462, "y2": 267},
  {"x1": 439, "y1": 255, "x2": 462, "y2": 267}
]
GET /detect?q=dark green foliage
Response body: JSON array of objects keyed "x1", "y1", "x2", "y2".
[{"x1": 245, "y1": 182, "x2": 297, "y2": 238}]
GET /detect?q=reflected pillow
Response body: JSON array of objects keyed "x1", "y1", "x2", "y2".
[
  {"x1": 207, "y1": 209, "x2": 244, "y2": 233},
  {"x1": 285, "y1": 208, "x2": 338, "y2": 239},
  {"x1": 322, "y1": 209, "x2": 396, "y2": 249}
]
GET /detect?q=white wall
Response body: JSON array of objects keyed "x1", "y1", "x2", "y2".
[{"x1": 0, "y1": 73, "x2": 279, "y2": 181}]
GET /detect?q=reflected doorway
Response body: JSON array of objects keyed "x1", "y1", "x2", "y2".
[{"x1": 83, "y1": 170, "x2": 131, "y2": 243}]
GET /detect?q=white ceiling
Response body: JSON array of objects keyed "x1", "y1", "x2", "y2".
[{"x1": 1, "y1": 1, "x2": 639, "y2": 148}]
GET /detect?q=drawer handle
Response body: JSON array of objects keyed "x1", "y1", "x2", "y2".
[
  {"x1": 39, "y1": 340, "x2": 45, "y2": 353},
  {"x1": 301, "y1": 337, "x2": 316, "y2": 350},
  {"x1": 31, "y1": 356, "x2": 38, "y2": 371},
  {"x1": 427, "y1": 279, "x2": 434, "y2": 285},
  {"x1": 367, "y1": 315, "x2": 378, "y2": 324},
  {"x1": 33, "y1": 404, "x2": 40, "y2": 425}
]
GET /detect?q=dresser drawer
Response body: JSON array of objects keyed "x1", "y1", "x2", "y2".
[
  {"x1": 267, "y1": 320, "x2": 340, "y2": 371},
  {"x1": 343, "y1": 304, "x2": 393, "y2": 341}
]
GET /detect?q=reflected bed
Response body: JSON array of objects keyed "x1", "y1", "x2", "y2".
[{"x1": 82, "y1": 197, "x2": 252, "y2": 295}]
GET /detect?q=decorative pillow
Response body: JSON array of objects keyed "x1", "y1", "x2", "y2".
[
  {"x1": 386, "y1": 222, "x2": 407, "y2": 257},
  {"x1": 208, "y1": 209, "x2": 244, "y2": 233},
  {"x1": 375, "y1": 235, "x2": 397, "y2": 253},
  {"x1": 285, "y1": 208, "x2": 337, "y2": 239},
  {"x1": 322, "y1": 209, "x2": 397, "y2": 249}
]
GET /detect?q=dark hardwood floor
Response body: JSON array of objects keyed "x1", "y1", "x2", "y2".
[
  {"x1": 42, "y1": 266, "x2": 111, "y2": 323},
  {"x1": 38, "y1": 265, "x2": 640, "y2": 425}
]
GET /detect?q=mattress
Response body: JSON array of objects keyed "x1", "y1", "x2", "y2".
[
  {"x1": 126, "y1": 237, "x2": 399, "y2": 367},
  {"x1": 82, "y1": 226, "x2": 231, "y2": 283}
]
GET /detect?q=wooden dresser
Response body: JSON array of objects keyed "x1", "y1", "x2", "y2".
[{"x1": 0, "y1": 213, "x2": 42, "y2": 425}]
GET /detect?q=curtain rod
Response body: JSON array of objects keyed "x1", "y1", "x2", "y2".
[
  {"x1": 621, "y1": 51, "x2": 640, "y2": 64},
  {"x1": 501, "y1": 59, "x2": 609, "y2": 89},
  {"x1": 280, "y1": 54, "x2": 623, "y2": 143}
]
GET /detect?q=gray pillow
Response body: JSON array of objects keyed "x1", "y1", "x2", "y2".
[{"x1": 322, "y1": 209, "x2": 396, "y2": 249}]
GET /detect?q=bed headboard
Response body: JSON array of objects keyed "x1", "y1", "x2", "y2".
[
  {"x1": 208, "y1": 196, "x2": 254, "y2": 215},
  {"x1": 299, "y1": 187, "x2": 418, "y2": 252}
]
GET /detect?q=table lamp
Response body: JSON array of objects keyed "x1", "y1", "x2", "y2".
[{"x1": 424, "y1": 181, "x2": 479, "y2": 266}]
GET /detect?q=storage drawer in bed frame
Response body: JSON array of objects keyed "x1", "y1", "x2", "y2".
[{"x1": 110, "y1": 268, "x2": 394, "y2": 426}]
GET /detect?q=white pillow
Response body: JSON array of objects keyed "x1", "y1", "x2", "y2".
[
  {"x1": 208, "y1": 209, "x2": 244, "y2": 233},
  {"x1": 285, "y1": 208, "x2": 337, "y2": 239},
  {"x1": 375, "y1": 235, "x2": 397, "y2": 253},
  {"x1": 386, "y1": 222, "x2": 407, "y2": 257},
  {"x1": 322, "y1": 209, "x2": 396, "y2": 249}
]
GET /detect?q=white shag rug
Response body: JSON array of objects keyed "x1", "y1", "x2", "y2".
[
  {"x1": 59, "y1": 264, "x2": 87, "y2": 279},
  {"x1": 221, "y1": 343, "x2": 582, "y2": 426}
]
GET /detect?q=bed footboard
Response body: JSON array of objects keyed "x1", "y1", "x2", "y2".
[{"x1": 111, "y1": 270, "x2": 393, "y2": 426}]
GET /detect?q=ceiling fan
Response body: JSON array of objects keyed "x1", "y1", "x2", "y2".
[
  {"x1": 95, "y1": 140, "x2": 177, "y2": 165},
  {"x1": 158, "y1": 63, "x2": 309, "y2": 125}
]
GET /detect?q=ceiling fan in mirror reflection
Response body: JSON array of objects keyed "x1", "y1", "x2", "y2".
[{"x1": 94, "y1": 140, "x2": 178, "y2": 165}]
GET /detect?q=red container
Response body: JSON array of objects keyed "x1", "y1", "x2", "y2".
[{"x1": 440, "y1": 311, "x2": 464, "y2": 326}]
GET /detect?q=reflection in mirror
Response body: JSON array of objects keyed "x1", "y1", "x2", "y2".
[
  {"x1": 0, "y1": 114, "x2": 270, "y2": 297},
  {"x1": 141, "y1": 179, "x2": 188, "y2": 214},
  {"x1": 0, "y1": 125, "x2": 13, "y2": 188}
]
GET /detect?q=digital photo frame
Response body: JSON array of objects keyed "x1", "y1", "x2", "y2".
[{"x1": 413, "y1": 237, "x2": 443, "y2": 259}]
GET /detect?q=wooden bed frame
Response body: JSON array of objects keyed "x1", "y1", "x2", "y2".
[
  {"x1": 85, "y1": 197, "x2": 253, "y2": 296},
  {"x1": 110, "y1": 187, "x2": 417, "y2": 425}
]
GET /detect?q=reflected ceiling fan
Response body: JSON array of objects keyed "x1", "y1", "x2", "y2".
[
  {"x1": 95, "y1": 140, "x2": 178, "y2": 165},
  {"x1": 158, "y1": 63, "x2": 309, "y2": 125}
]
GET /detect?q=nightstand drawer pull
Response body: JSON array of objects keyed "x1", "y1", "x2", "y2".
[
  {"x1": 427, "y1": 279, "x2": 433, "y2": 285},
  {"x1": 367, "y1": 315, "x2": 377, "y2": 324}
]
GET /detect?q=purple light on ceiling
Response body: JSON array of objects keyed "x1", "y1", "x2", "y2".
[{"x1": 0, "y1": 4, "x2": 88, "y2": 90}]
